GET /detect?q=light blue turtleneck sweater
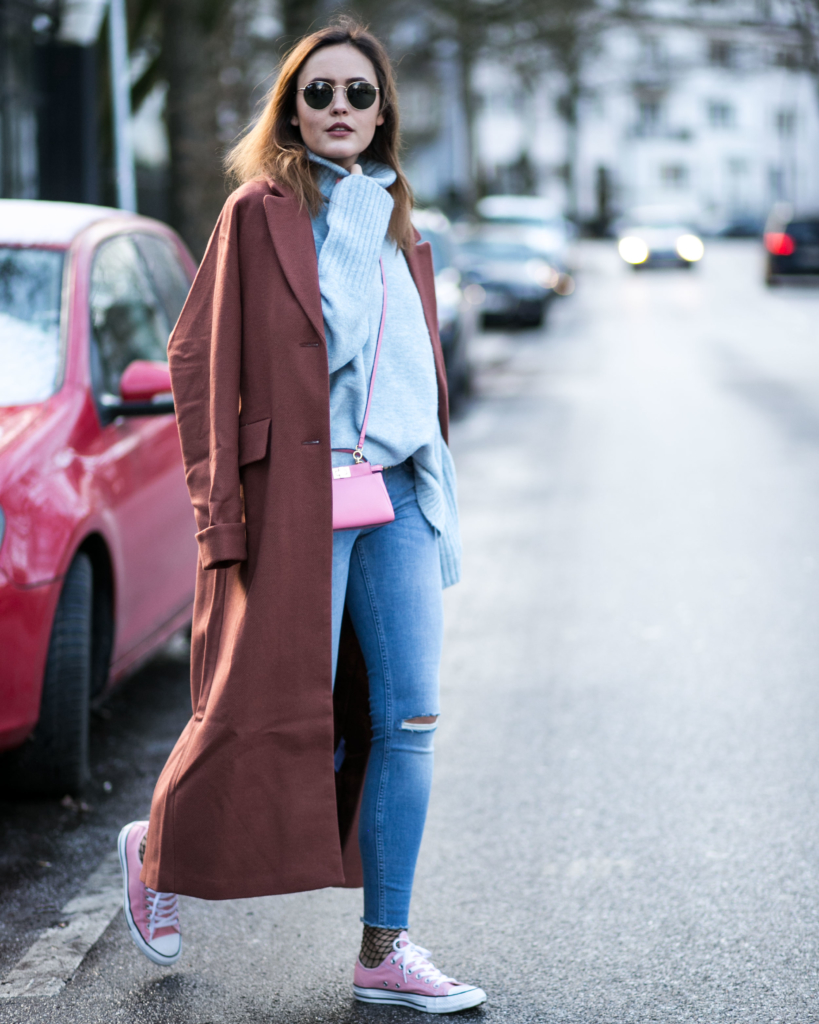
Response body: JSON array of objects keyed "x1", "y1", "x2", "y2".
[{"x1": 308, "y1": 151, "x2": 461, "y2": 588}]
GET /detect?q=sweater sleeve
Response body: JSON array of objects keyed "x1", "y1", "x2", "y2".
[{"x1": 318, "y1": 174, "x2": 394, "y2": 373}]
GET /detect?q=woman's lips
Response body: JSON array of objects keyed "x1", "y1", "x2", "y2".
[{"x1": 327, "y1": 122, "x2": 353, "y2": 136}]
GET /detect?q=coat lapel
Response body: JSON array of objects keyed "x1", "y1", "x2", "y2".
[
  {"x1": 263, "y1": 190, "x2": 325, "y2": 344},
  {"x1": 405, "y1": 238, "x2": 450, "y2": 442},
  {"x1": 263, "y1": 188, "x2": 449, "y2": 441}
]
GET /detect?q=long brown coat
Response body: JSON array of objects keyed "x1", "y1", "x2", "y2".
[{"x1": 141, "y1": 178, "x2": 449, "y2": 900}]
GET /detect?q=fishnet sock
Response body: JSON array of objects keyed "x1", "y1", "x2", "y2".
[
  {"x1": 359, "y1": 925, "x2": 403, "y2": 968},
  {"x1": 138, "y1": 832, "x2": 147, "y2": 863}
]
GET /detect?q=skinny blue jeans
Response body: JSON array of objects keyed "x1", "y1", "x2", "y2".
[{"x1": 332, "y1": 460, "x2": 443, "y2": 929}]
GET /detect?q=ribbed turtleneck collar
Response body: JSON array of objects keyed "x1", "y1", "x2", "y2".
[{"x1": 307, "y1": 149, "x2": 397, "y2": 198}]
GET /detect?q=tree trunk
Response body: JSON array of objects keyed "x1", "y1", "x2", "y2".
[
  {"x1": 564, "y1": 85, "x2": 579, "y2": 223},
  {"x1": 278, "y1": 0, "x2": 323, "y2": 48},
  {"x1": 162, "y1": 0, "x2": 232, "y2": 258},
  {"x1": 458, "y1": 40, "x2": 478, "y2": 210}
]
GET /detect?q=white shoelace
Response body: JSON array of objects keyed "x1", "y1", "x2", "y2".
[
  {"x1": 389, "y1": 937, "x2": 457, "y2": 989},
  {"x1": 145, "y1": 888, "x2": 179, "y2": 941}
]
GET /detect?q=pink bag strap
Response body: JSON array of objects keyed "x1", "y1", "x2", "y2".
[
  {"x1": 353, "y1": 257, "x2": 387, "y2": 462},
  {"x1": 334, "y1": 257, "x2": 386, "y2": 464}
]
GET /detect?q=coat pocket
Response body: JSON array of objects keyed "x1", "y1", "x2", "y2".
[{"x1": 238, "y1": 418, "x2": 271, "y2": 467}]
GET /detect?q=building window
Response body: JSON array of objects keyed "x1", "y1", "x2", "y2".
[
  {"x1": 708, "y1": 101, "x2": 735, "y2": 128},
  {"x1": 709, "y1": 39, "x2": 736, "y2": 68},
  {"x1": 641, "y1": 36, "x2": 665, "y2": 69},
  {"x1": 775, "y1": 108, "x2": 796, "y2": 137},
  {"x1": 728, "y1": 157, "x2": 748, "y2": 175},
  {"x1": 772, "y1": 48, "x2": 800, "y2": 69},
  {"x1": 638, "y1": 98, "x2": 663, "y2": 134},
  {"x1": 660, "y1": 164, "x2": 688, "y2": 189},
  {"x1": 768, "y1": 167, "x2": 785, "y2": 200}
]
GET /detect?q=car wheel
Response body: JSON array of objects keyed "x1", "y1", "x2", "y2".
[{"x1": 4, "y1": 553, "x2": 93, "y2": 797}]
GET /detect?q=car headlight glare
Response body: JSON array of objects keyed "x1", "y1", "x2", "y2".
[
  {"x1": 435, "y1": 280, "x2": 462, "y2": 309},
  {"x1": 618, "y1": 236, "x2": 649, "y2": 264},
  {"x1": 526, "y1": 258, "x2": 560, "y2": 289},
  {"x1": 675, "y1": 234, "x2": 704, "y2": 261}
]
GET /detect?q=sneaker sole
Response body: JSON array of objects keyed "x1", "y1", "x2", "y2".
[
  {"x1": 353, "y1": 984, "x2": 487, "y2": 1013},
  {"x1": 117, "y1": 823, "x2": 181, "y2": 967}
]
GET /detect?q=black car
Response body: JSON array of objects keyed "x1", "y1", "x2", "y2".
[
  {"x1": 413, "y1": 211, "x2": 476, "y2": 406},
  {"x1": 455, "y1": 235, "x2": 559, "y2": 329},
  {"x1": 764, "y1": 212, "x2": 819, "y2": 284}
]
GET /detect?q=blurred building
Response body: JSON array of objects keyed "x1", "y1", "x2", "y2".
[{"x1": 405, "y1": 1, "x2": 819, "y2": 234}]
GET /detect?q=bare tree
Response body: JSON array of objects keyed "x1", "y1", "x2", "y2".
[
  {"x1": 501, "y1": 0, "x2": 624, "y2": 221},
  {"x1": 126, "y1": 0, "x2": 270, "y2": 256}
]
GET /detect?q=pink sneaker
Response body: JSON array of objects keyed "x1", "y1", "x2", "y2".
[
  {"x1": 117, "y1": 821, "x2": 181, "y2": 966},
  {"x1": 353, "y1": 932, "x2": 487, "y2": 1013}
]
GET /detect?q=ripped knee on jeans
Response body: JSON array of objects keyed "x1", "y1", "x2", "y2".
[{"x1": 400, "y1": 715, "x2": 439, "y2": 732}]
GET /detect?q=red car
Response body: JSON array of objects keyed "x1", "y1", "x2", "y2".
[{"x1": 0, "y1": 200, "x2": 199, "y2": 796}]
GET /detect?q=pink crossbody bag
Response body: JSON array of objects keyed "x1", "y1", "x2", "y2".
[{"x1": 331, "y1": 258, "x2": 396, "y2": 531}]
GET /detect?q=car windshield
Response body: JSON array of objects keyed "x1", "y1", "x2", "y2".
[
  {"x1": 481, "y1": 216, "x2": 565, "y2": 230},
  {"x1": 624, "y1": 224, "x2": 691, "y2": 234},
  {"x1": 459, "y1": 240, "x2": 541, "y2": 262},
  {"x1": 787, "y1": 221, "x2": 819, "y2": 243},
  {"x1": 0, "y1": 247, "x2": 65, "y2": 407}
]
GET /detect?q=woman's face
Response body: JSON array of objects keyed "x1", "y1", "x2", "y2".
[{"x1": 291, "y1": 44, "x2": 385, "y2": 171}]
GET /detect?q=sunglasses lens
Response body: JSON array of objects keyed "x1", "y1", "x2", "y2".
[
  {"x1": 348, "y1": 82, "x2": 378, "y2": 109},
  {"x1": 302, "y1": 82, "x2": 334, "y2": 109}
]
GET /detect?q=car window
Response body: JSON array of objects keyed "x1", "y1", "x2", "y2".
[
  {"x1": 132, "y1": 233, "x2": 192, "y2": 327},
  {"x1": 458, "y1": 240, "x2": 540, "y2": 262},
  {"x1": 786, "y1": 221, "x2": 819, "y2": 243},
  {"x1": 89, "y1": 235, "x2": 170, "y2": 399},
  {"x1": 417, "y1": 230, "x2": 453, "y2": 274},
  {"x1": 0, "y1": 247, "x2": 65, "y2": 407}
]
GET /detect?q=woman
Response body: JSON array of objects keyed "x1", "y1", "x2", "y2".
[{"x1": 116, "y1": 19, "x2": 485, "y2": 1014}]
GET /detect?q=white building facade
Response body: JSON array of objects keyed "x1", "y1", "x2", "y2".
[{"x1": 404, "y1": 2, "x2": 819, "y2": 232}]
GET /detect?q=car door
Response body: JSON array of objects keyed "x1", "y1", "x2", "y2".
[
  {"x1": 88, "y1": 233, "x2": 196, "y2": 662},
  {"x1": 129, "y1": 232, "x2": 198, "y2": 628}
]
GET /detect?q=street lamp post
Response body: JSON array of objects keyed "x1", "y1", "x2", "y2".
[{"x1": 107, "y1": 0, "x2": 136, "y2": 212}]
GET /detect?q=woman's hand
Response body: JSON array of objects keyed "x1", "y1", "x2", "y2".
[{"x1": 351, "y1": 164, "x2": 363, "y2": 175}]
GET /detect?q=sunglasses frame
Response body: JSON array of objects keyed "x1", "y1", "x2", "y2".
[{"x1": 297, "y1": 81, "x2": 381, "y2": 110}]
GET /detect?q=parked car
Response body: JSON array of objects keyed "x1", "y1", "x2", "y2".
[
  {"x1": 763, "y1": 205, "x2": 819, "y2": 284},
  {"x1": 455, "y1": 233, "x2": 560, "y2": 328},
  {"x1": 0, "y1": 199, "x2": 198, "y2": 796},
  {"x1": 412, "y1": 208, "x2": 477, "y2": 406}
]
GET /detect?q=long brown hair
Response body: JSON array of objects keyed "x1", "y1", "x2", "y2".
[{"x1": 226, "y1": 18, "x2": 415, "y2": 251}]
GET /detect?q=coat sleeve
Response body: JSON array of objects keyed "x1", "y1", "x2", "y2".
[{"x1": 168, "y1": 196, "x2": 245, "y2": 570}]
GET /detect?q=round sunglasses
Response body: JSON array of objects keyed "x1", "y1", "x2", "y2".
[{"x1": 297, "y1": 81, "x2": 380, "y2": 110}]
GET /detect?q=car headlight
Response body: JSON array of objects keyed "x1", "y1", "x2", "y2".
[
  {"x1": 463, "y1": 283, "x2": 486, "y2": 305},
  {"x1": 526, "y1": 258, "x2": 560, "y2": 289},
  {"x1": 435, "y1": 279, "x2": 462, "y2": 310},
  {"x1": 675, "y1": 234, "x2": 704, "y2": 261},
  {"x1": 618, "y1": 236, "x2": 649, "y2": 264}
]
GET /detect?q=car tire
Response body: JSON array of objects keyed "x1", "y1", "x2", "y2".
[{"x1": 3, "y1": 553, "x2": 93, "y2": 797}]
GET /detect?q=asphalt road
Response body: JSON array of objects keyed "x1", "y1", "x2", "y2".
[{"x1": 2, "y1": 240, "x2": 819, "y2": 1022}]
